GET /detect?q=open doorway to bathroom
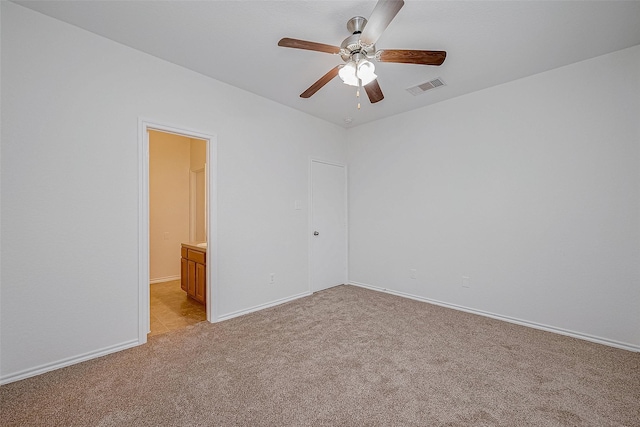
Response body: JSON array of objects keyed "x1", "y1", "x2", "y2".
[
  {"x1": 138, "y1": 118, "x2": 218, "y2": 344},
  {"x1": 147, "y1": 129, "x2": 208, "y2": 337}
]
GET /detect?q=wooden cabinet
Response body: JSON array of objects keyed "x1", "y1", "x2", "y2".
[
  {"x1": 195, "y1": 263, "x2": 206, "y2": 303},
  {"x1": 180, "y1": 244, "x2": 206, "y2": 305},
  {"x1": 180, "y1": 248, "x2": 188, "y2": 292}
]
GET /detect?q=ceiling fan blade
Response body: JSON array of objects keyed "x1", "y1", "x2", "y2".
[
  {"x1": 278, "y1": 38, "x2": 341, "y2": 54},
  {"x1": 377, "y1": 49, "x2": 447, "y2": 65},
  {"x1": 364, "y1": 79, "x2": 384, "y2": 103},
  {"x1": 359, "y1": 0, "x2": 405, "y2": 47},
  {"x1": 300, "y1": 65, "x2": 341, "y2": 98}
]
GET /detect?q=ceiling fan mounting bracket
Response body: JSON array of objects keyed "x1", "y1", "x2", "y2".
[{"x1": 347, "y1": 16, "x2": 367, "y2": 34}]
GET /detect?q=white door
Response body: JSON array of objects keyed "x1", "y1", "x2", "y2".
[{"x1": 311, "y1": 160, "x2": 347, "y2": 292}]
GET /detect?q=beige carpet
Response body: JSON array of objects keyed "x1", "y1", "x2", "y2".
[{"x1": 1, "y1": 285, "x2": 639, "y2": 426}]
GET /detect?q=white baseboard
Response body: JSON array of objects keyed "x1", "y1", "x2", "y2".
[
  {"x1": 349, "y1": 281, "x2": 640, "y2": 353},
  {"x1": 0, "y1": 339, "x2": 140, "y2": 385},
  {"x1": 216, "y1": 291, "x2": 312, "y2": 322},
  {"x1": 149, "y1": 275, "x2": 180, "y2": 284}
]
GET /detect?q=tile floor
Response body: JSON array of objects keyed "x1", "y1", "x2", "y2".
[{"x1": 149, "y1": 280, "x2": 206, "y2": 337}]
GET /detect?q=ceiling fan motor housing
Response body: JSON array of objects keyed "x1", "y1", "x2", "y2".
[{"x1": 341, "y1": 16, "x2": 376, "y2": 62}]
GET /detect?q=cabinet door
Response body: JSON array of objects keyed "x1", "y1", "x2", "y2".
[
  {"x1": 187, "y1": 260, "x2": 196, "y2": 298},
  {"x1": 195, "y1": 262, "x2": 206, "y2": 304},
  {"x1": 180, "y1": 257, "x2": 188, "y2": 292}
]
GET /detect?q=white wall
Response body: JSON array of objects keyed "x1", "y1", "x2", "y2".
[
  {"x1": 0, "y1": 2, "x2": 347, "y2": 382},
  {"x1": 348, "y1": 45, "x2": 640, "y2": 350}
]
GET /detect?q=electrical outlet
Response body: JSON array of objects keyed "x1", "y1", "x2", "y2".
[
  {"x1": 410, "y1": 269, "x2": 417, "y2": 279},
  {"x1": 462, "y1": 276, "x2": 471, "y2": 288},
  {"x1": 270, "y1": 273, "x2": 275, "y2": 284}
]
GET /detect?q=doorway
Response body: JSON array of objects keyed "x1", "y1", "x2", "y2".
[
  {"x1": 138, "y1": 120, "x2": 217, "y2": 344},
  {"x1": 148, "y1": 130, "x2": 206, "y2": 336},
  {"x1": 310, "y1": 159, "x2": 348, "y2": 292}
]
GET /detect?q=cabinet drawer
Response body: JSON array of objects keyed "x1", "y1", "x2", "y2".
[{"x1": 187, "y1": 249, "x2": 206, "y2": 264}]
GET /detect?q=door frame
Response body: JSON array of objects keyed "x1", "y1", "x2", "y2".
[
  {"x1": 308, "y1": 158, "x2": 349, "y2": 293},
  {"x1": 138, "y1": 118, "x2": 218, "y2": 344}
]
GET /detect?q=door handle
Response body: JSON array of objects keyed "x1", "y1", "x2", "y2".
[{"x1": 313, "y1": 231, "x2": 319, "y2": 236}]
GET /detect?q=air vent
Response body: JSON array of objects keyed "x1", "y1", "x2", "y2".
[{"x1": 406, "y1": 78, "x2": 445, "y2": 96}]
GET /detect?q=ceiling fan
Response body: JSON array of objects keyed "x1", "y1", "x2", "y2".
[{"x1": 278, "y1": 0, "x2": 446, "y2": 105}]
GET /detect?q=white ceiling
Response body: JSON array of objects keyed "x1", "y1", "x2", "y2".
[{"x1": 14, "y1": 1, "x2": 640, "y2": 128}]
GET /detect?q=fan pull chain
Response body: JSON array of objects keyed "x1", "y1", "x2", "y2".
[{"x1": 357, "y1": 78, "x2": 362, "y2": 110}]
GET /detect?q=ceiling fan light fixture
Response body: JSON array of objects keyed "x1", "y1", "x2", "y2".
[
  {"x1": 357, "y1": 60, "x2": 377, "y2": 85},
  {"x1": 338, "y1": 61, "x2": 359, "y2": 86},
  {"x1": 339, "y1": 58, "x2": 377, "y2": 87}
]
